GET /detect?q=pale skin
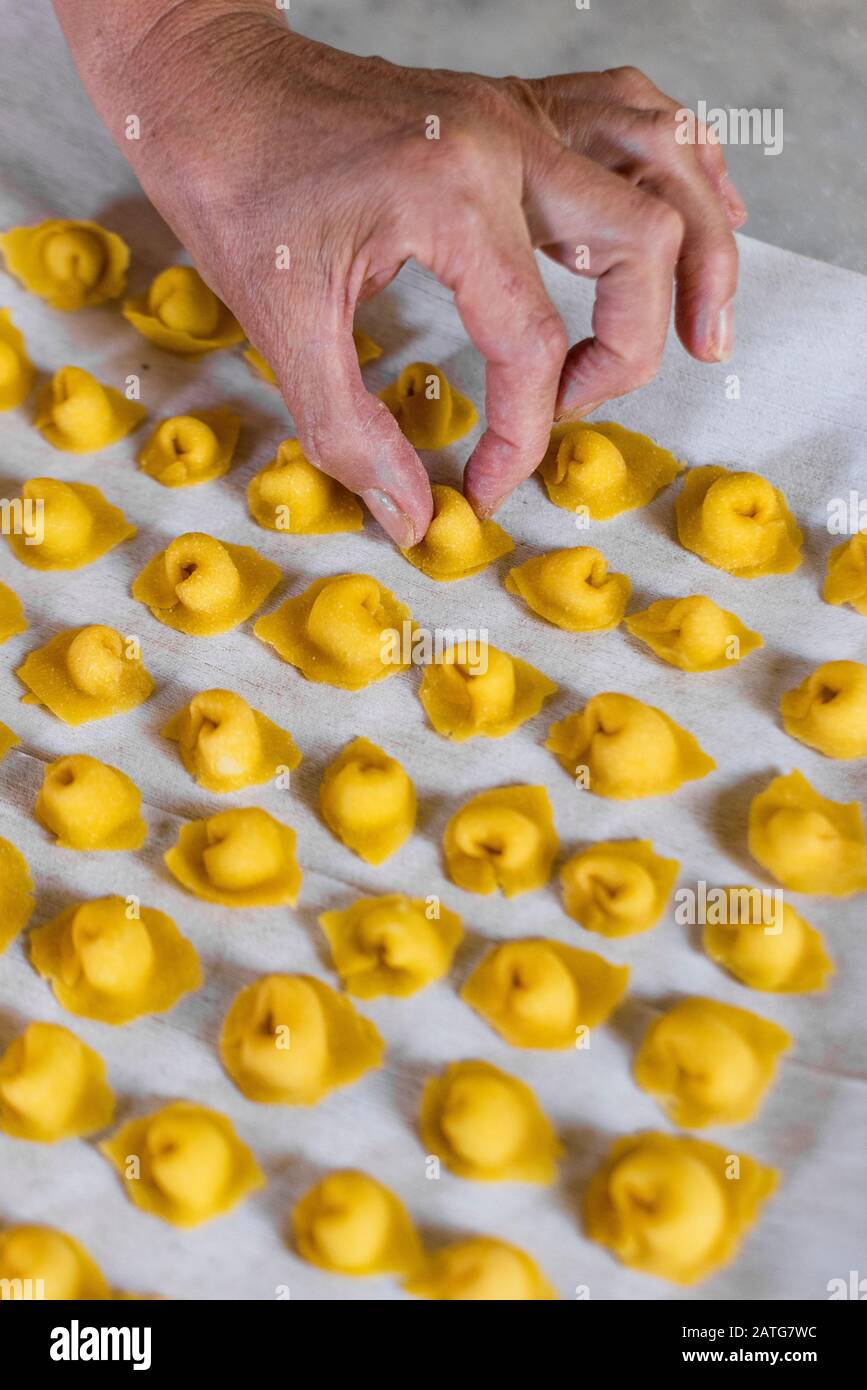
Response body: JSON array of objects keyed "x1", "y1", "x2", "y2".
[{"x1": 53, "y1": 0, "x2": 745, "y2": 545}]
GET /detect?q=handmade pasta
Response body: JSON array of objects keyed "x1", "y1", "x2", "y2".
[
  {"x1": 625, "y1": 596, "x2": 763, "y2": 671},
  {"x1": 0, "y1": 836, "x2": 34, "y2": 953},
  {"x1": 35, "y1": 366, "x2": 146, "y2": 452},
  {"x1": 539, "y1": 421, "x2": 683, "y2": 519},
  {"x1": 0, "y1": 1021, "x2": 114, "y2": 1142},
  {"x1": 443, "y1": 785, "x2": 558, "y2": 897},
  {"x1": 0, "y1": 581, "x2": 26, "y2": 643},
  {"x1": 547, "y1": 693, "x2": 715, "y2": 798},
  {"x1": 380, "y1": 362, "x2": 477, "y2": 448},
  {"x1": 419, "y1": 641, "x2": 556, "y2": 741},
  {"x1": 162, "y1": 688, "x2": 301, "y2": 793},
  {"x1": 0, "y1": 1225, "x2": 110, "y2": 1299},
  {"x1": 36, "y1": 754, "x2": 146, "y2": 850},
  {"x1": 1, "y1": 218, "x2": 128, "y2": 310},
  {"x1": 0, "y1": 308, "x2": 35, "y2": 408},
  {"x1": 419, "y1": 1059, "x2": 561, "y2": 1183},
  {"x1": 505, "y1": 546, "x2": 630, "y2": 631},
  {"x1": 319, "y1": 894, "x2": 463, "y2": 998},
  {"x1": 16, "y1": 624, "x2": 154, "y2": 725},
  {"x1": 293, "y1": 1171, "x2": 422, "y2": 1276},
  {"x1": 824, "y1": 531, "x2": 867, "y2": 615},
  {"x1": 703, "y1": 890, "x2": 834, "y2": 992},
  {"x1": 319, "y1": 737, "x2": 416, "y2": 864},
  {"x1": 404, "y1": 1237, "x2": 556, "y2": 1301},
  {"x1": 748, "y1": 769, "x2": 867, "y2": 894},
  {"x1": 560, "y1": 839, "x2": 679, "y2": 937},
  {"x1": 122, "y1": 265, "x2": 243, "y2": 354},
  {"x1": 780, "y1": 660, "x2": 867, "y2": 759},
  {"x1": 676, "y1": 466, "x2": 802, "y2": 577},
  {"x1": 4, "y1": 478, "x2": 135, "y2": 570},
  {"x1": 402, "y1": 484, "x2": 512, "y2": 580},
  {"x1": 247, "y1": 438, "x2": 363, "y2": 534},
  {"x1": 138, "y1": 408, "x2": 242, "y2": 487},
  {"x1": 165, "y1": 807, "x2": 301, "y2": 907},
  {"x1": 132, "y1": 532, "x2": 279, "y2": 636}
]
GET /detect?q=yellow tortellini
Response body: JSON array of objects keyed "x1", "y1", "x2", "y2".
[
  {"x1": 122, "y1": 265, "x2": 243, "y2": 354},
  {"x1": 35, "y1": 366, "x2": 146, "y2": 452},
  {"x1": 319, "y1": 894, "x2": 463, "y2": 999},
  {"x1": 16, "y1": 624, "x2": 154, "y2": 725},
  {"x1": 634, "y1": 998, "x2": 791, "y2": 1129},
  {"x1": 0, "y1": 836, "x2": 34, "y2": 953},
  {"x1": 539, "y1": 421, "x2": 683, "y2": 519},
  {"x1": 1, "y1": 218, "x2": 129, "y2": 310},
  {"x1": 402, "y1": 484, "x2": 513, "y2": 581},
  {"x1": 676, "y1": 466, "x2": 803, "y2": 577},
  {"x1": 0, "y1": 308, "x2": 36, "y2": 408},
  {"x1": 380, "y1": 362, "x2": 477, "y2": 449},
  {"x1": 319, "y1": 737, "x2": 416, "y2": 864},
  {"x1": 132, "y1": 531, "x2": 280, "y2": 636},
  {"x1": 443, "y1": 784, "x2": 558, "y2": 897},
  {"x1": 255, "y1": 573, "x2": 413, "y2": 689},
  {"x1": 625, "y1": 595, "x2": 763, "y2": 672},
  {"x1": 824, "y1": 531, "x2": 867, "y2": 615},
  {"x1": 780, "y1": 660, "x2": 867, "y2": 759},
  {"x1": 420, "y1": 1059, "x2": 562, "y2": 1184},
  {"x1": 0, "y1": 1225, "x2": 110, "y2": 1300},
  {"x1": 29, "y1": 895, "x2": 202, "y2": 1024},
  {"x1": 703, "y1": 890, "x2": 834, "y2": 993},
  {"x1": 749, "y1": 769, "x2": 867, "y2": 895},
  {"x1": 505, "y1": 545, "x2": 630, "y2": 632},
  {"x1": 165, "y1": 807, "x2": 301, "y2": 908},
  {"x1": 247, "y1": 438, "x2": 363, "y2": 534},
  {"x1": 547, "y1": 693, "x2": 715, "y2": 799},
  {"x1": 101, "y1": 1102, "x2": 264, "y2": 1228},
  {"x1": 243, "y1": 328, "x2": 382, "y2": 384},
  {"x1": 138, "y1": 407, "x2": 242, "y2": 487},
  {"x1": 405, "y1": 1236, "x2": 556, "y2": 1301},
  {"x1": 220, "y1": 973, "x2": 384, "y2": 1105},
  {"x1": 420, "y1": 641, "x2": 556, "y2": 742},
  {"x1": 0, "y1": 720, "x2": 20, "y2": 758},
  {"x1": 293, "y1": 1170, "x2": 422, "y2": 1277},
  {"x1": 162, "y1": 688, "x2": 301, "y2": 794},
  {"x1": 4, "y1": 478, "x2": 135, "y2": 571},
  {"x1": 461, "y1": 938, "x2": 629, "y2": 1049},
  {"x1": 0, "y1": 580, "x2": 26, "y2": 643},
  {"x1": 36, "y1": 754, "x2": 146, "y2": 851},
  {"x1": 560, "y1": 839, "x2": 679, "y2": 937},
  {"x1": 0, "y1": 1021, "x2": 114, "y2": 1143},
  {"x1": 585, "y1": 1131, "x2": 778, "y2": 1284}
]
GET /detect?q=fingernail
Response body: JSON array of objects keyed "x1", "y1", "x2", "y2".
[
  {"x1": 361, "y1": 488, "x2": 416, "y2": 548},
  {"x1": 708, "y1": 302, "x2": 734, "y2": 362},
  {"x1": 554, "y1": 398, "x2": 605, "y2": 423}
]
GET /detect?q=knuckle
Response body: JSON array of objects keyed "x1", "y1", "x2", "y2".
[
  {"x1": 604, "y1": 64, "x2": 653, "y2": 97},
  {"x1": 530, "y1": 310, "x2": 569, "y2": 366},
  {"x1": 642, "y1": 197, "x2": 685, "y2": 256}
]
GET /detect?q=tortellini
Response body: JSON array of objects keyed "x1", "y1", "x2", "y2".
[
  {"x1": 419, "y1": 1059, "x2": 561, "y2": 1183},
  {"x1": 780, "y1": 660, "x2": 867, "y2": 759},
  {"x1": 443, "y1": 785, "x2": 558, "y2": 897},
  {"x1": 420, "y1": 641, "x2": 556, "y2": 741},
  {"x1": 243, "y1": 328, "x2": 382, "y2": 383},
  {"x1": 138, "y1": 407, "x2": 242, "y2": 487},
  {"x1": 402, "y1": 484, "x2": 513, "y2": 581},
  {"x1": 101, "y1": 1102, "x2": 264, "y2": 1228},
  {"x1": 625, "y1": 595, "x2": 763, "y2": 672},
  {"x1": 560, "y1": 839, "x2": 679, "y2": 937},
  {"x1": 634, "y1": 998, "x2": 791, "y2": 1128},
  {"x1": 0, "y1": 720, "x2": 19, "y2": 758},
  {"x1": 0, "y1": 1021, "x2": 114, "y2": 1142},
  {"x1": 748, "y1": 769, "x2": 867, "y2": 895},
  {"x1": 35, "y1": 366, "x2": 146, "y2": 452},
  {"x1": 122, "y1": 265, "x2": 243, "y2": 354},
  {"x1": 547, "y1": 693, "x2": 715, "y2": 799},
  {"x1": 676, "y1": 466, "x2": 803, "y2": 577},
  {"x1": 380, "y1": 362, "x2": 477, "y2": 449},
  {"x1": 461, "y1": 938, "x2": 629, "y2": 1049},
  {"x1": 0, "y1": 580, "x2": 26, "y2": 643},
  {"x1": 584, "y1": 1131, "x2": 778, "y2": 1284},
  {"x1": 132, "y1": 531, "x2": 280, "y2": 636},
  {"x1": 220, "y1": 973, "x2": 384, "y2": 1105},
  {"x1": 293, "y1": 1170, "x2": 422, "y2": 1277},
  {"x1": 319, "y1": 894, "x2": 463, "y2": 999},
  {"x1": 405, "y1": 1236, "x2": 556, "y2": 1301},
  {"x1": 36, "y1": 754, "x2": 146, "y2": 851},
  {"x1": 16, "y1": 624, "x2": 154, "y2": 725},
  {"x1": 255, "y1": 573, "x2": 413, "y2": 689},
  {"x1": 319, "y1": 737, "x2": 416, "y2": 864},
  {"x1": 539, "y1": 421, "x2": 683, "y2": 519},
  {"x1": 29, "y1": 895, "x2": 202, "y2": 1024},
  {"x1": 0, "y1": 1225, "x2": 110, "y2": 1300},
  {"x1": 1, "y1": 218, "x2": 129, "y2": 310},
  {"x1": 4, "y1": 478, "x2": 135, "y2": 571},
  {"x1": 824, "y1": 531, "x2": 867, "y2": 615},
  {"x1": 0, "y1": 836, "x2": 34, "y2": 953},
  {"x1": 247, "y1": 438, "x2": 363, "y2": 534},
  {"x1": 703, "y1": 890, "x2": 834, "y2": 993},
  {"x1": 162, "y1": 688, "x2": 301, "y2": 793},
  {"x1": 505, "y1": 546, "x2": 630, "y2": 632},
  {"x1": 0, "y1": 308, "x2": 35, "y2": 408},
  {"x1": 165, "y1": 807, "x2": 301, "y2": 907}
]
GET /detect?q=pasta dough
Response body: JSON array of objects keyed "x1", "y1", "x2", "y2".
[
  {"x1": 162, "y1": 688, "x2": 301, "y2": 793},
  {"x1": 780, "y1": 660, "x2": 867, "y2": 759},
  {"x1": 419, "y1": 1059, "x2": 562, "y2": 1183},
  {"x1": 505, "y1": 546, "x2": 630, "y2": 632},
  {"x1": 132, "y1": 532, "x2": 280, "y2": 636},
  {"x1": 293, "y1": 1170, "x2": 422, "y2": 1276},
  {"x1": 461, "y1": 938, "x2": 629, "y2": 1048},
  {"x1": 539, "y1": 421, "x2": 683, "y2": 519},
  {"x1": 29, "y1": 895, "x2": 202, "y2": 1024},
  {"x1": 634, "y1": 997, "x2": 791, "y2": 1128},
  {"x1": 0, "y1": 1021, "x2": 114, "y2": 1142},
  {"x1": 35, "y1": 365, "x2": 146, "y2": 452},
  {"x1": 220, "y1": 973, "x2": 384, "y2": 1105},
  {"x1": 402, "y1": 484, "x2": 513, "y2": 581},
  {"x1": 4, "y1": 478, "x2": 135, "y2": 570},
  {"x1": 404, "y1": 1236, "x2": 556, "y2": 1301},
  {"x1": 165, "y1": 807, "x2": 301, "y2": 907},
  {"x1": 122, "y1": 266, "x2": 243, "y2": 354},
  {"x1": 138, "y1": 407, "x2": 242, "y2": 487},
  {"x1": 584, "y1": 1131, "x2": 778, "y2": 1284},
  {"x1": 380, "y1": 362, "x2": 477, "y2": 448},
  {"x1": 0, "y1": 836, "x2": 34, "y2": 953},
  {"x1": 247, "y1": 439, "x2": 363, "y2": 534},
  {"x1": 319, "y1": 737, "x2": 416, "y2": 864},
  {"x1": 703, "y1": 890, "x2": 834, "y2": 992},
  {"x1": 547, "y1": 693, "x2": 715, "y2": 798},
  {"x1": 748, "y1": 769, "x2": 867, "y2": 895},
  {"x1": 625, "y1": 596, "x2": 763, "y2": 672},
  {"x1": 1, "y1": 218, "x2": 128, "y2": 310},
  {"x1": 0, "y1": 580, "x2": 26, "y2": 643},
  {"x1": 243, "y1": 328, "x2": 382, "y2": 384},
  {"x1": 319, "y1": 894, "x2": 463, "y2": 998},
  {"x1": 0, "y1": 307, "x2": 35, "y2": 409},
  {"x1": 443, "y1": 785, "x2": 558, "y2": 897},
  {"x1": 0, "y1": 1225, "x2": 110, "y2": 1299},
  {"x1": 560, "y1": 839, "x2": 679, "y2": 937},
  {"x1": 16, "y1": 624, "x2": 154, "y2": 725},
  {"x1": 255, "y1": 573, "x2": 413, "y2": 689},
  {"x1": 676, "y1": 466, "x2": 803, "y2": 577},
  {"x1": 0, "y1": 720, "x2": 19, "y2": 759},
  {"x1": 101, "y1": 1102, "x2": 264, "y2": 1228},
  {"x1": 824, "y1": 531, "x2": 867, "y2": 615},
  {"x1": 420, "y1": 640, "x2": 555, "y2": 742},
  {"x1": 35, "y1": 754, "x2": 147, "y2": 851}
]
